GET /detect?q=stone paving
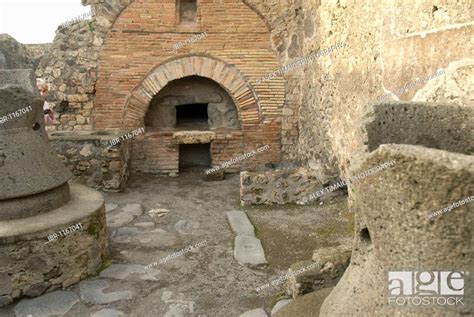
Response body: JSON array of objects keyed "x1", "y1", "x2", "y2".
[
  {"x1": 227, "y1": 211, "x2": 267, "y2": 268},
  {"x1": 0, "y1": 171, "x2": 352, "y2": 317}
]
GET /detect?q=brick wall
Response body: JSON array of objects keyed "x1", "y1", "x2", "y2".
[
  {"x1": 93, "y1": 0, "x2": 285, "y2": 173},
  {"x1": 130, "y1": 126, "x2": 280, "y2": 175}
]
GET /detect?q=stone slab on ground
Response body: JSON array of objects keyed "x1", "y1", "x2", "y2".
[
  {"x1": 107, "y1": 203, "x2": 144, "y2": 228},
  {"x1": 107, "y1": 211, "x2": 136, "y2": 228},
  {"x1": 174, "y1": 219, "x2": 200, "y2": 234},
  {"x1": 105, "y1": 203, "x2": 119, "y2": 213},
  {"x1": 162, "y1": 291, "x2": 196, "y2": 316},
  {"x1": 92, "y1": 308, "x2": 125, "y2": 317},
  {"x1": 121, "y1": 203, "x2": 144, "y2": 216},
  {"x1": 14, "y1": 291, "x2": 79, "y2": 317},
  {"x1": 271, "y1": 299, "x2": 293, "y2": 316},
  {"x1": 112, "y1": 229, "x2": 180, "y2": 248},
  {"x1": 114, "y1": 227, "x2": 167, "y2": 237},
  {"x1": 135, "y1": 222, "x2": 155, "y2": 228},
  {"x1": 240, "y1": 308, "x2": 268, "y2": 317},
  {"x1": 227, "y1": 210, "x2": 255, "y2": 236},
  {"x1": 234, "y1": 235, "x2": 268, "y2": 268},
  {"x1": 99, "y1": 264, "x2": 159, "y2": 281},
  {"x1": 79, "y1": 280, "x2": 132, "y2": 305}
]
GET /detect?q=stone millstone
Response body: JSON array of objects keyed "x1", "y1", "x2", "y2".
[
  {"x1": 0, "y1": 69, "x2": 107, "y2": 307},
  {"x1": 0, "y1": 70, "x2": 71, "y2": 220},
  {"x1": 321, "y1": 142, "x2": 474, "y2": 316},
  {"x1": 0, "y1": 69, "x2": 37, "y2": 93},
  {"x1": 0, "y1": 34, "x2": 35, "y2": 70},
  {"x1": 0, "y1": 107, "x2": 71, "y2": 199},
  {"x1": 271, "y1": 299, "x2": 293, "y2": 315}
]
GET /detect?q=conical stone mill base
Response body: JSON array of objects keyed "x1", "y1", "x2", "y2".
[{"x1": 0, "y1": 69, "x2": 108, "y2": 306}]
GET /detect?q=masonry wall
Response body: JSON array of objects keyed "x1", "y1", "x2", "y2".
[
  {"x1": 243, "y1": 0, "x2": 304, "y2": 162},
  {"x1": 90, "y1": 0, "x2": 289, "y2": 172},
  {"x1": 298, "y1": 0, "x2": 473, "y2": 179},
  {"x1": 35, "y1": 17, "x2": 103, "y2": 132},
  {"x1": 35, "y1": 0, "x2": 472, "y2": 180},
  {"x1": 93, "y1": 1, "x2": 283, "y2": 126},
  {"x1": 36, "y1": 0, "x2": 304, "y2": 162},
  {"x1": 130, "y1": 129, "x2": 278, "y2": 175},
  {"x1": 50, "y1": 136, "x2": 130, "y2": 191}
]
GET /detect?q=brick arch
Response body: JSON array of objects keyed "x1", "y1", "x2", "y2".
[{"x1": 123, "y1": 55, "x2": 261, "y2": 128}]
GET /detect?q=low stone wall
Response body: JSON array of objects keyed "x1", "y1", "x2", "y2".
[
  {"x1": 0, "y1": 185, "x2": 108, "y2": 307},
  {"x1": 240, "y1": 166, "x2": 340, "y2": 205},
  {"x1": 49, "y1": 131, "x2": 131, "y2": 192}
]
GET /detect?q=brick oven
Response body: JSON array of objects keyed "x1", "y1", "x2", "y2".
[
  {"x1": 90, "y1": 0, "x2": 286, "y2": 176},
  {"x1": 144, "y1": 75, "x2": 241, "y2": 171}
]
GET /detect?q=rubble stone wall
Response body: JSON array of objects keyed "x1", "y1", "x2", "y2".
[
  {"x1": 35, "y1": 18, "x2": 103, "y2": 132},
  {"x1": 0, "y1": 185, "x2": 108, "y2": 307},
  {"x1": 240, "y1": 166, "x2": 341, "y2": 206},
  {"x1": 49, "y1": 132, "x2": 131, "y2": 191}
]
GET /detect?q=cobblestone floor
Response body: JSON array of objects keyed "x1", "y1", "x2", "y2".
[{"x1": 0, "y1": 171, "x2": 352, "y2": 317}]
